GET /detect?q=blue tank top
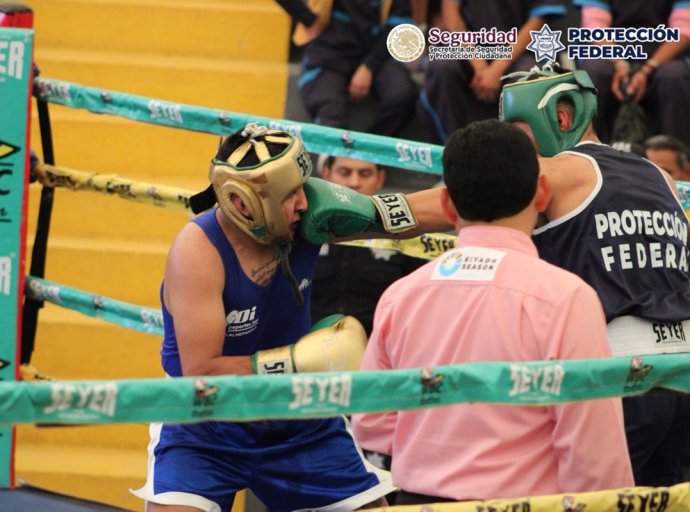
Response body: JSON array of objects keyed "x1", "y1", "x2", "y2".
[
  {"x1": 533, "y1": 142, "x2": 690, "y2": 323},
  {"x1": 160, "y1": 209, "x2": 319, "y2": 377}
]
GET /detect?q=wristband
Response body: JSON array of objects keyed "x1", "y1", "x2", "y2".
[
  {"x1": 370, "y1": 193, "x2": 418, "y2": 234},
  {"x1": 639, "y1": 59, "x2": 659, "y2": 78},
  {"x1": 252, "y1": 345, "x2": 295, "y2": 374},
  {"x1": 639, "y1": 64, "x2": 654, "y2": 78}
]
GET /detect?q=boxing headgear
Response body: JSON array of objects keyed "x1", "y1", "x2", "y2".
[
  {"x1": 192, "y1": 123, "x2": 312, "y2": 244},
  {"x1": 499, "y1": 64, "x2": 598, "y2": 157}
]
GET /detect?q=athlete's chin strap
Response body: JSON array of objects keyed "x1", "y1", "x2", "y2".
[{"x1": 275, "y1": 241, "x2": 304, "y2": 306}]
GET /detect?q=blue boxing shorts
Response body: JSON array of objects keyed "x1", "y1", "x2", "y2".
[{"x1": 131, "y1": 416, "x2": 395, "y2": 512}]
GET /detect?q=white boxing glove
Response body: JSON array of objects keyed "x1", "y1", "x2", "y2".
[{"x1": 251, "y1": 314, "x2": 367, "y2": 374}]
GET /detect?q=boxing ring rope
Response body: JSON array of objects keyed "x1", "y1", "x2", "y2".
[
  {"x1": 33, "y1": 77, "x2": 439, "y2": 175},
  {"x1": 30, "y1": 161, "x2": 690, "y2": 261},
  {"x1": 32, "y1": 162, "x2": 194, "y2": 214},
  {"x1": 366, "y1": 484, "x2": 690, "y2": 511},
  {"x1": 29, "y1": 76, "x2": 690, "y2": 210},
  {"x1": 3, "y1": 347, "x2": 690, "y2": 424},
  {"x1": 25, "y1": 275, "x2": 163, "y2": 336},
  {"x1": 14, "y1": 77, "x2": 690, "y2": 510}
]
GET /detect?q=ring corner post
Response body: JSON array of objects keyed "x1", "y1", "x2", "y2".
[{"x1": 0, "y1": 2, "x2": 35, "y2": 489}]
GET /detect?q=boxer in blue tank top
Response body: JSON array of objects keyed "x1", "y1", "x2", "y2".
[
  {"x1": 130, "y1": 125, "x2": 402, "y2": 512},
  {"x1": 501, "y1": 64, "x2": 690, "y2": 487}
]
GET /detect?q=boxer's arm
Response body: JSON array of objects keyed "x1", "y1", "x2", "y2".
[
  {"x1": 166, "y1": 223, "x2": 254, "y2": 376},
  {"x1": 396, "y1": 187, "x2": 453, "y2": 237},
  {"x1": 540, "y1": 153, "x2": 598, "y2": 222}
]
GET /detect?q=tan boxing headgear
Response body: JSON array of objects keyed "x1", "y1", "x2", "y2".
[{"x1": 210, "y1": 123, "x2": 312, "y2": 244}]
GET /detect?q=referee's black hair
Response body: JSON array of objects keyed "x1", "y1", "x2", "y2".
[{"x1": 443, "y1": 119, "x2": 539, "y2": 222}]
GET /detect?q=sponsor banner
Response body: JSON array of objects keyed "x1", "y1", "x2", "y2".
[{"x1": 0, "y1": 26, "x2": 33, "y2": 488}]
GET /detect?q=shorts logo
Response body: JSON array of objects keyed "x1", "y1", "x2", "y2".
[
  {"x1": 526, "y1": 24, "x2": 565, "y2": 62},
  {"x1": 226, "y1": 306, "x2": 259, "y2": 337}
]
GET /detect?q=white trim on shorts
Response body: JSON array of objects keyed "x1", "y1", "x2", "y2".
[
  {"x1": 292, "y1": 482, "x2": 393, "y2": 512},
  {"x1": 292, "y1": 417, "x2": 398, "y2": 512},
  {"x1": 607, "y1": 316, "x2": 690, "y2": 356},
  {"x1": 128, "y1": 421, "x2": 222, "y2": 512}
]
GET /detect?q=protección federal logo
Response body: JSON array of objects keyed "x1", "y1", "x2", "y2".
[
  {"x1": 526, "y1": 24, "x2": 565, "y2": 62},
  {"x1": 525, "y1": 23, "x2": 680, "y2": 62}
]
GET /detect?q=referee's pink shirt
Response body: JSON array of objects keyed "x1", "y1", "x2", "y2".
[{"x1": 352, "y1": 225, "x2": 634, "y2": 501}]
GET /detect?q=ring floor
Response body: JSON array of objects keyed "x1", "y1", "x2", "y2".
[
  {"x1": 0, "y1": 483, "x2": 131, "y2": 511},
  {"x1": 0, "y1": 483, "x2": 269, "y2": 511}
]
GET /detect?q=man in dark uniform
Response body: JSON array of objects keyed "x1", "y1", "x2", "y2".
[
  {"x1": 500, "y1": 64, "x2": 690, "y2": 487},
  {"x1": 289, "y1": 0, "x2": 419, "y2": 136},
  {"x1": 312, "y1": 156, "x2": 425, "y2": 336},
  {"x1": 420, "y1": 0, "x2": 567, "y2": 143},
  {"x1": 573, "y1": 0, "x2": 690, "y2": 146}
]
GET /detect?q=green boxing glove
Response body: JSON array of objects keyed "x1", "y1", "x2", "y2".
[{"x1": 298, "y1": 177, "x2": 418, "y2": 244}]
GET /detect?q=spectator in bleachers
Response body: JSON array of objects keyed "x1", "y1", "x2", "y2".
[
  {"x1": 573, "y1": 0, "x2": 690, "y2": 147},
  {"x1": 282, "y1": 0, "x2": 419, "y2": 136},
  {"x1": 419, "y1": 0, "x2": 567, "y2": 143},
  {"x1": 644, "y1": 134, "x2": 690, "y2": 182},
  {"x1": 312, "y1": 155, "x2": 426, "y2": 336}
]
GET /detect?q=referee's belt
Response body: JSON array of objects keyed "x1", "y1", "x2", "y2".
[{"x1": 607, "y1": 316, "x2": 690, "y2": 357}]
